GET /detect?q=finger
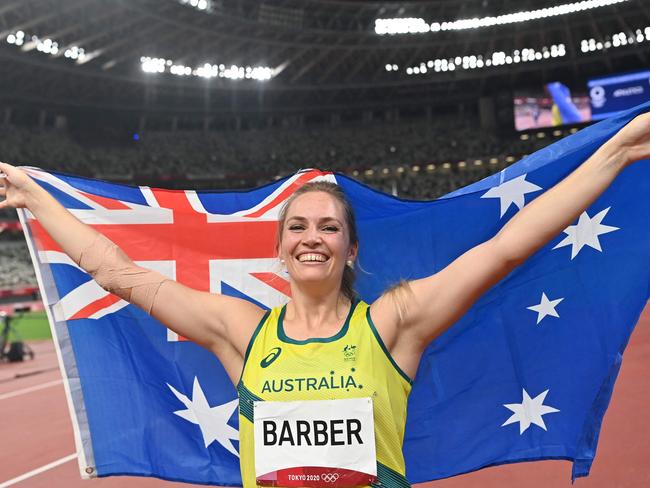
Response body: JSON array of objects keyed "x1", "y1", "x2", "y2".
[{"x1": 0, "y1": 162, "x2": 11, "y2": 180}]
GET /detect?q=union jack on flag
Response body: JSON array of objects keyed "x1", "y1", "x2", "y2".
[
  {"x1": 20, "y1": 101, "x2": 650, "y2": 486},
  {"x1": 26, "y1": 169, "x2": 333, "y2": 327}
]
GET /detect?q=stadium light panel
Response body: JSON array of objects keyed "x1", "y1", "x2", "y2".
[
  {"x1": 578, "y1": 25, "x2": 650, "y2": 53},
  {"x1": 64, "y1": 46, "x2": 85, "y2": 60},
  {"x1": 5, "y1": 30, "x2": 85, "y2": 63},
  {"x1": 179, "y1": 0, "x2": 211, "y2": 12},
  {"x1": 140, "y1": 56, "x2": 274, "y2": 81},
  {"x1": 375, "y1": 0, "x2": 629, "y2": 35},
  {"x1": 6, "y1": 30, "x2": 25, "y2": 46}
]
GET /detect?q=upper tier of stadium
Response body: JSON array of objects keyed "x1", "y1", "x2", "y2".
[{"x1": 1, "y1": 0, "x2": 649, "y2": 114}]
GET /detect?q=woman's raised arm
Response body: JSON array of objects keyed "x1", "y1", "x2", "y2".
[
  {"x1": 371, "y1": 112, "x2": 650, "y2": 379},
  {"x1": 0, "y1": 162, "x2": 264, "y2": 382}
]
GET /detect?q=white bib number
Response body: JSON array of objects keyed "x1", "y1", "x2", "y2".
[{"x1": 253, "y1": 397, "x2": 377, "y2": 487}]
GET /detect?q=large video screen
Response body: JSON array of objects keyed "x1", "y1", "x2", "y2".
[
  {"x1": 514, "y1": 82, "x2": 591, "y2": 131},
  {"x1": 588, "y1": 69, "x2": 650, "y2": 121}
]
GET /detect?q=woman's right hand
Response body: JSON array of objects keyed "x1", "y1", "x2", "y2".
[{"x1": 0, "y1": 162, "x2": 38, "y2": 210}]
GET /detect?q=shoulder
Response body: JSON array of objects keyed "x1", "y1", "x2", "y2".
[
  {"x1": 204, "y1": 295, "x2": 269, "y2": 359},
  {"x1": 368, "y1": 282, "x2": 414, "y2": 347},
  {"x1": 367, "y1": 283, "x2": 426, "y2": 379}
]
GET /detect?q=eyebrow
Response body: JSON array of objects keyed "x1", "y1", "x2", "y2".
[{"x1": 286, "y1": 216, "x2": 343, "y2": 225}]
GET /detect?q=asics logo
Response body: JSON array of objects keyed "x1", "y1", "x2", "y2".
[
  {"x1": 260, "y1": 347, "x2": 282, "y2": 368},
  {"x1": 321, "y1": 473, "x2": 340, "y2": 483}
]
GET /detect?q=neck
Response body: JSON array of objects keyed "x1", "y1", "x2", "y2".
[{"x1": 285, "y1": 284, "x2": 352, "y2": 333}]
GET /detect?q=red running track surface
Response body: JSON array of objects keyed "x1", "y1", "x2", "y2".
[{"x1": 1, "y1": 304, "x2": 649, "y2": 487}]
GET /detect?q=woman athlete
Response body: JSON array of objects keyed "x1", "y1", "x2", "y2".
[{"x1": 1, "y1": 113, "x2": 649, "y2": 487}]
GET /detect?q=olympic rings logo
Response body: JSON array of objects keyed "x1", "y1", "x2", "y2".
[{"x1": 321, "y1": 473, "x2": 340, "y2": 483}]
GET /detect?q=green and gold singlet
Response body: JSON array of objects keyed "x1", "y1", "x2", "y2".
[{"x1": 238, "y1": 299, "x2": 413, "y2": 488}]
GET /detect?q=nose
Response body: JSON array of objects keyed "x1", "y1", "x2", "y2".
[{"x1": 302, "y1": 226, "x2": 322, "y2": 246}]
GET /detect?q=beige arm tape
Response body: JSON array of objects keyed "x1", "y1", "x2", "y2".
[{"x1": 77, "y1": 233, "x2": 170, "y2": 314}]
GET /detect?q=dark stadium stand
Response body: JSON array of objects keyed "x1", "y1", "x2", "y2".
[{"x1": 0, "y1": 117, "x2": 553, "y2": 193}]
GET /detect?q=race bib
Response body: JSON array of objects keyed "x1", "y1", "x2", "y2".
[{"x1": 253, "y1": 397, "x2": 377, "y2": 487}]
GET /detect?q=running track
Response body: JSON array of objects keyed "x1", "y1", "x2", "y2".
[{"x1": 1, "y1": 304, "x2": 649, "y2": 488}]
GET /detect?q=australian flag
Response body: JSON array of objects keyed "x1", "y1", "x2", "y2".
[{"x1": 19, "y1": 102, "x2": 650, "y2": 485}]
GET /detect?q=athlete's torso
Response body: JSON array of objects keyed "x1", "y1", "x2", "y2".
[{"x1": 238, "y1": 299, "x2": 412, "y2": 488}]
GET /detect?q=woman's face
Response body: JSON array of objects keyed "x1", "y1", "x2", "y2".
[{"x1": 280, "y1": 191, "x2": 357, "y2": 289}]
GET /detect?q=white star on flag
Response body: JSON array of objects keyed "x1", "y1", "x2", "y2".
[
  {"x1": 481, "y1": 174, "x2": 543, "y2": 218},
  {"x1": 527, "y1": 292, "x2": 564, "y2": 325},
  {"x1": 167, "y1": 377, "x2": 239, "y2": 457},
  {"x1": 502, "y1": 388, "x2": 560, "y2": 434},
  {"x1": 553, "y1": 207, "x2": 619, "y2": 260}
]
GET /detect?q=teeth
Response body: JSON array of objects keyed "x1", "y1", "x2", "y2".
[{"x1": 298, "y1": 253, "x2": 327, "y2": 262}]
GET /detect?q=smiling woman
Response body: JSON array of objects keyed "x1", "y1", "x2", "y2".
[
  {"x1": 276, "y1": 181, "x2": 359, "y2": 303},
  {"x1": 1, "y1": 105, "x2": 649, "y2": 488}
]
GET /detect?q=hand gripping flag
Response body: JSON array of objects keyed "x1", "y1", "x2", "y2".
[{"x1": 19, "y1": 101, "x2": 650, "y2": 485}]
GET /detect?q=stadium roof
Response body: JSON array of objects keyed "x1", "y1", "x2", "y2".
[{"x1": 1, "y1": 0, "x2": 649, "y2": 114}]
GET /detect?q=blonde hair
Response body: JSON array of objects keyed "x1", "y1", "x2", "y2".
[
  {"x1": 277, "y1": 181, "x2": 359, "y2": 301},
  {"x1": 385, "y1": 279, "x2": 413, "y2": 324}
]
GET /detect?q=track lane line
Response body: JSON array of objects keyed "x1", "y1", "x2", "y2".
[
  {"x1": 0, "y1": 453, "x2": 77, "y2": 487},
  {"x1": 0, "y1": 379, "x2": 63, "y2": 400}
]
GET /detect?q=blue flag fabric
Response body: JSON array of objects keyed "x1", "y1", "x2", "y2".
[{"x1": 19, "y1": 102, "x2": 650, "y2": 485}]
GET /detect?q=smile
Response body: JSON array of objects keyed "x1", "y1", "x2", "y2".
[{"x1": 297, "y1": 253, "x2": 329, "y2": 263}]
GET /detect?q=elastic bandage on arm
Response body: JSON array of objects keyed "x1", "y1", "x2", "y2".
[{"x1": 77, "y1": 233, "x2": 170, "y2": 314}]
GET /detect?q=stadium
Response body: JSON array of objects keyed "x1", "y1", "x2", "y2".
[{"x1": 1, "y1": 0, "x2": 649, "y2": 486}]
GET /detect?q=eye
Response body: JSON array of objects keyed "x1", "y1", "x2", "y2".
[
  {"x1": 322, "y1": 225, "x2": 339, "y2": 232},
  {"x1": 288, "y1": 224, "x2": 305, "y2": 231}
]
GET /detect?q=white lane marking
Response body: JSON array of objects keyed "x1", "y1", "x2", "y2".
[
  {"x1": 0, "y1": 379, "x2": 63, "y2": 401},
  {"x1": 0, "y1": 453, "x2": 77, "y2": 487}
]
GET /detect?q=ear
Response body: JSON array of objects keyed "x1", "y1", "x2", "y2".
[{"x1": 348, "y1": 242, "x2": 359, "y2": 261}]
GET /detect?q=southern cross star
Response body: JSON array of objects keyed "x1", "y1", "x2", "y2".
[
  {"x1": 527, "y1": 292, "x2": 564, "y2": 325},
  {"x1": 167, "y1": 377, "x2": 239, "y2": 457},
  {"x1": 481, "y1": 174, "x2": 543, "y2": 218},
  {"x1": 502, "y1": 388, "x2": 560, "y2": 434},
  {"x1": 553, "y1": 207, "x2": 619, "y2": 260}
]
